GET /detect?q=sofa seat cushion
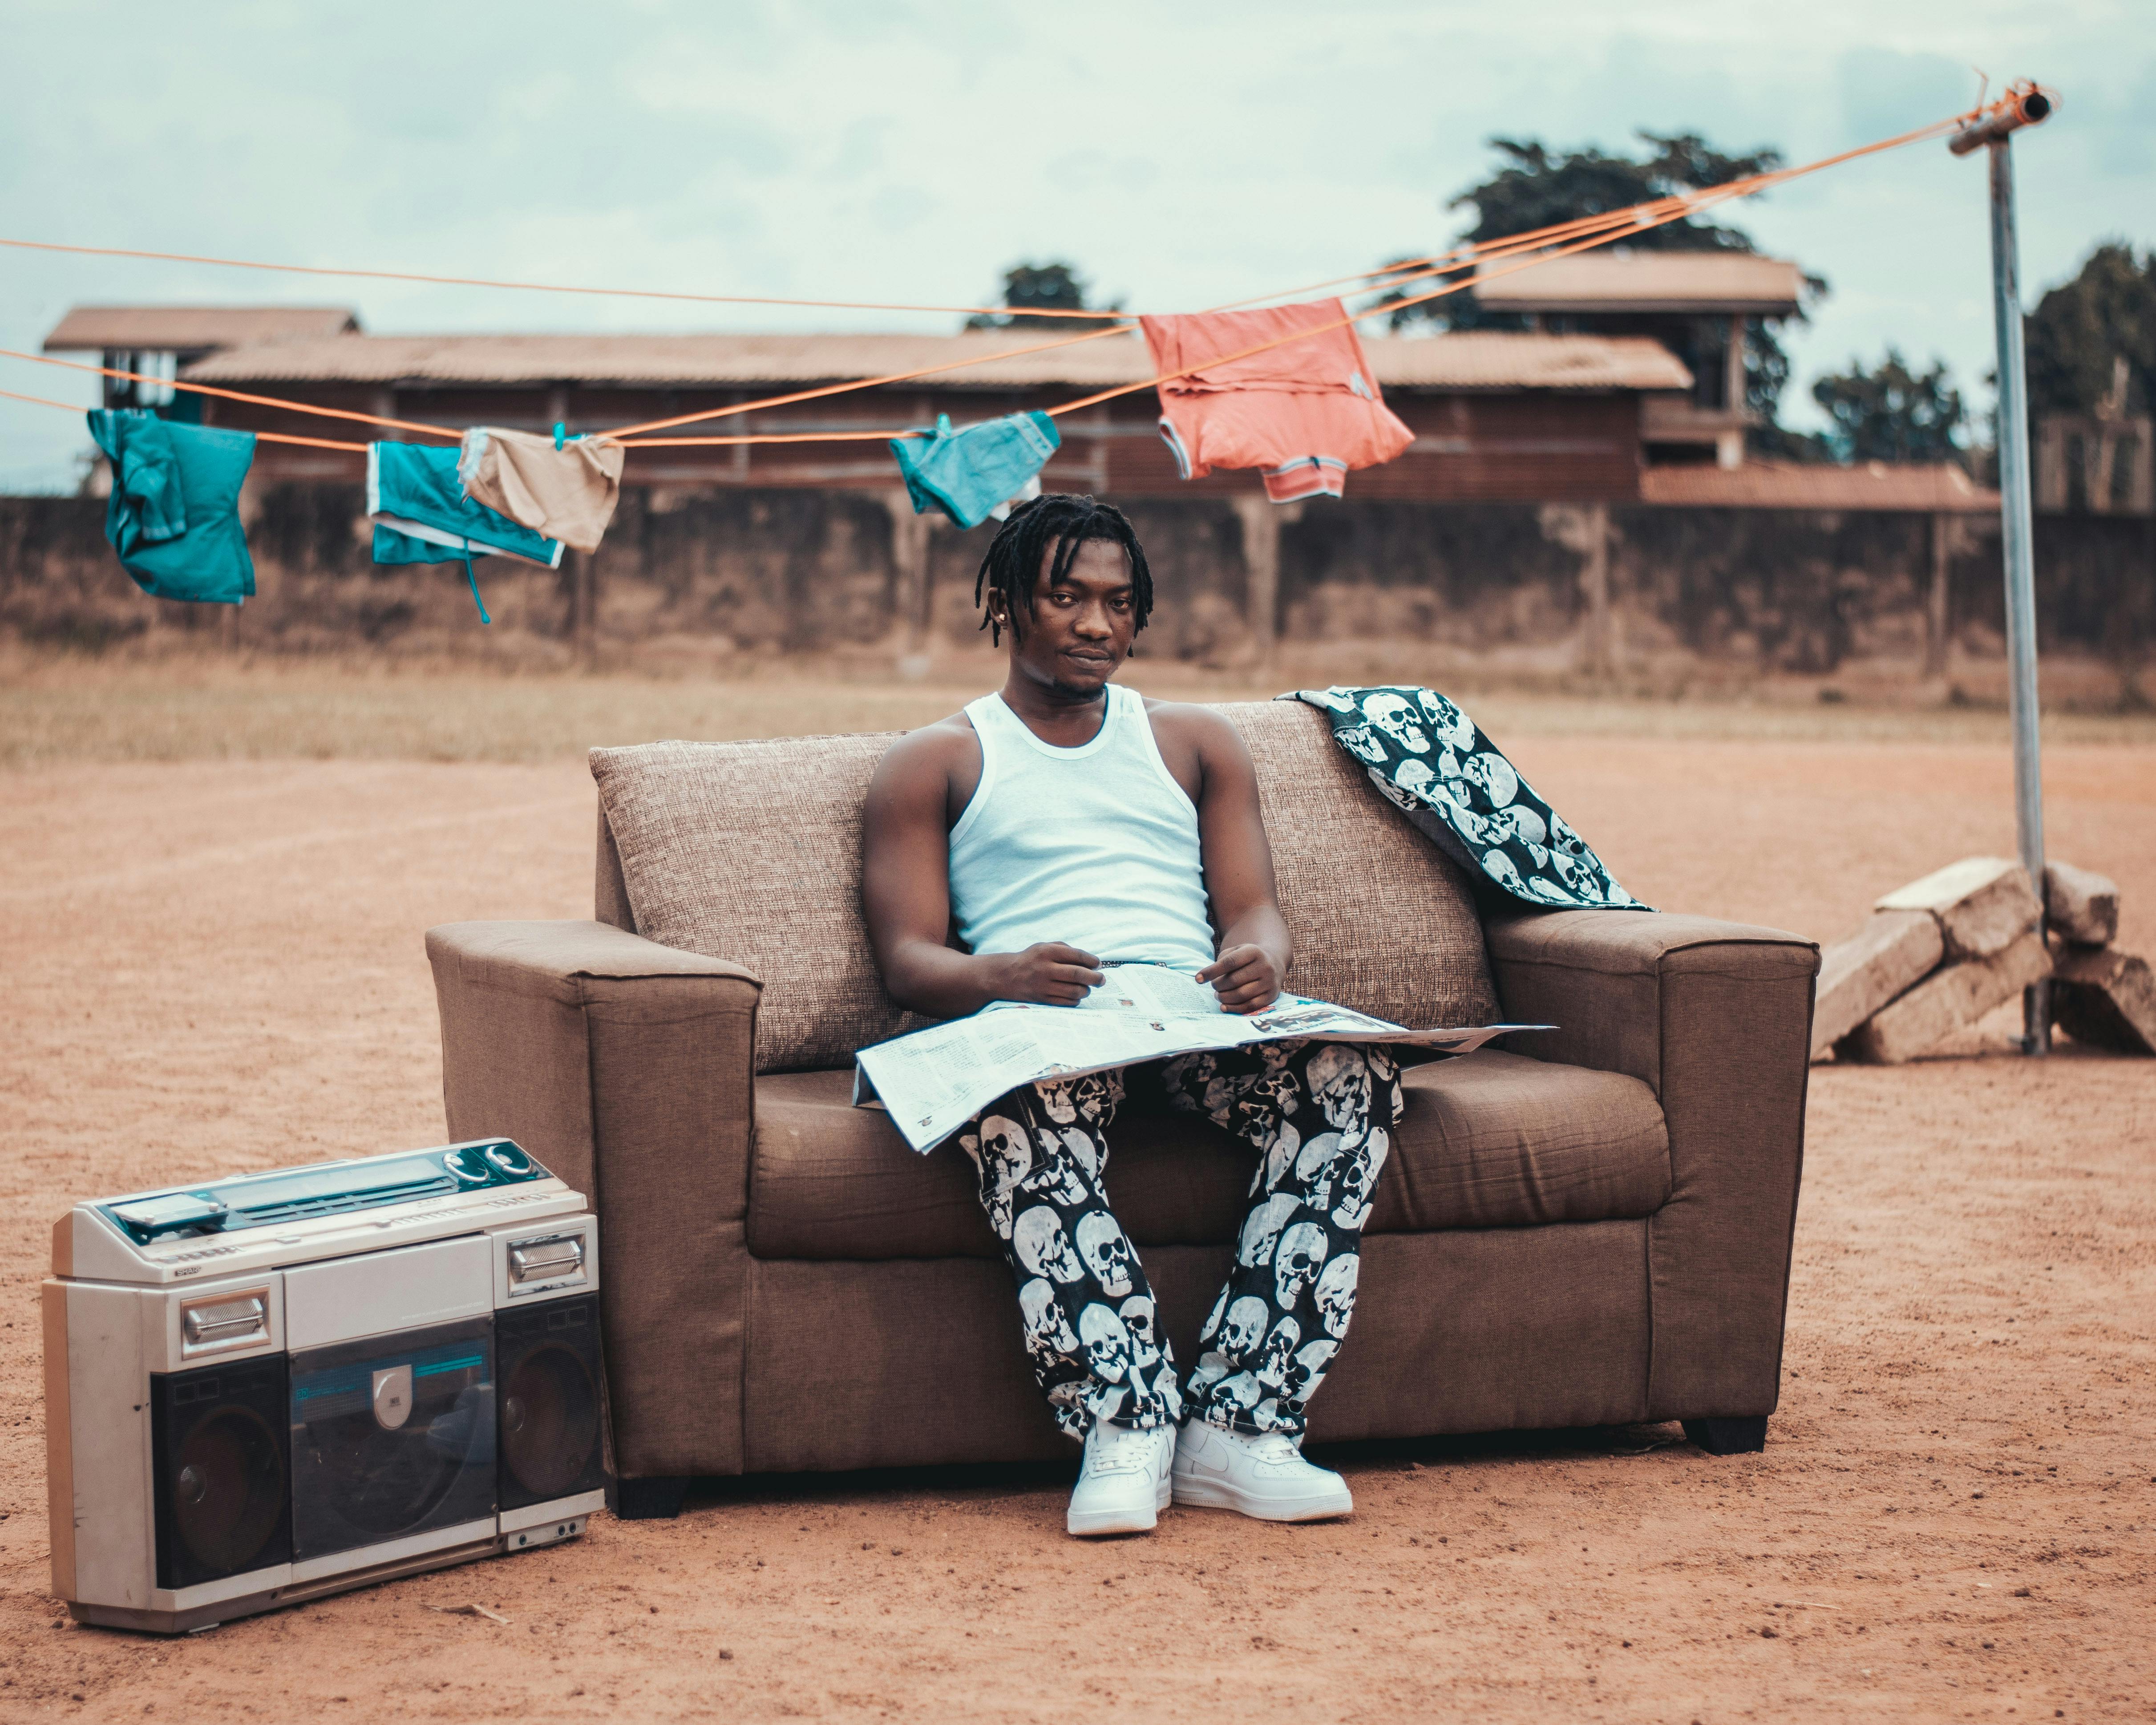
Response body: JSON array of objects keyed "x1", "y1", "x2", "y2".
[{"x1": 746, "y1": 1049, "x2": 1669, "y2": 1260}]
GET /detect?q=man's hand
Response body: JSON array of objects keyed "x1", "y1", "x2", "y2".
[
  {"x1": 987, "y1": 942, "x2": 1105, "y2": 1006},
  {"x1": 1198, "y1": 943, "x2": 1282, "y2": 1015}
]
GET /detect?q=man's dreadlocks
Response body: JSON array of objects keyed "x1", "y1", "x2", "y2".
[{"x1": 973, "y1": 493, "x2": 1153, "y2": 647}]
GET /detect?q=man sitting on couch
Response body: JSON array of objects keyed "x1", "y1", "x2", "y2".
[{"x1": 862, "y1": 492, "x2": 1403, "y2": 1538}]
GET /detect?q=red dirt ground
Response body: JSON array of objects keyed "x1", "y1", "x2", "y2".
[{"x1": 1, "y1": 733, "x2": 2151, "y2": 1722}]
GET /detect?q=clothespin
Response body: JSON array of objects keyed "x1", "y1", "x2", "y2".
[{"x1": 553, "y1": 422, "x2": 566, "y2": 450}]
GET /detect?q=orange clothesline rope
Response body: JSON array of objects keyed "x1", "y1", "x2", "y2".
[
  {"x1": 601, "y1": 322, "x2": 1135, "y2": 439},
  {"x1": 613, "y1": 430, "x2": 917, "y2": 447},
  {"x1": 1234, "y1": 197, "x2": 1760, "y2": 317},
  {"x1": 1, "y1": 211, "x2": 1744, "y2": 328},
  {"x1": 0, "y1": 176, "x2": 1892, "y2": 465},
  {"x1": 0, "y1": 177, "x2": 1853, "y2": 458},
  {"x1": 0, "y1": 346, "x2": 465, "y2": 439},
  {"x1": 596, "y1": 205, "x2": 1682, "y2": 443},
  {"x1": 0, "y1": 378, "x2": 931, "y2": 453},
  {"x1": 606, "y1": 186, "x2": 1775, "y2": 445},
  {"x1": 603, "y1": 102, "x2": 1990, "y2": 448},
  {"x1": 0, "y1": 382, "x2": 369, "y2": 452},
  {"x1": 0, "y1": 361, "x2": 951, "y2": 450},
  {"x1": 0, "y1": 94, "x2": 2017, "y2": 461},
  {"x1": 1041, "y1": 103, "x2": 1985, "y2": 421},
  {"x1": 0, "y1": 153, "x2": 1881, "y2": 452},
  {"x1": 0, "y1": 333, "x2": 1118, "y2": 445},
  {"x1": 0, "y1": 382, "x2": 103, "y2": 414},
  {"x1": 1047, "y1": 199, "x2": 1756, "y2": 420},
  {"x1": 0, "y1": 235, "x2": 1138, "y2": 323}
]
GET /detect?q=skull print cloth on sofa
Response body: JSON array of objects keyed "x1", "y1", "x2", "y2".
[
  {"x1": 959, "y1": 1040, "x2": 1404, "y2": 1442},
  {"x1": 1288, "y1": 685, "x2": 1649, "y2": 913}
]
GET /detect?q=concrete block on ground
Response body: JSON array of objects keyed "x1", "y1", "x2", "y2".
[
  {"x1": 1812, "y1": 908, "x2": 1945, "y2": 1057},
  {"x1": 1876, "y1": 856, "x2": 2043, "y2": 961},
  {"x1": 2051, "y1": 946, "x2": 2156, "y2": 1055},
  {"x1": 1835, "y1": 929, "x2": 2051, "y2": 1065},
  {"x1": 2044, "y1": 861, "x2": 2121, "y2": 948}
]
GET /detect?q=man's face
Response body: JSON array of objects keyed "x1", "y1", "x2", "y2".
[{"x1": 999, "y1": 537, "x2": 1138, "y2": 698}]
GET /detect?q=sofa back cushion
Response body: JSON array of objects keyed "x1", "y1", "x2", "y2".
[
  {"x1": 592, "y1": 733, "x2": 920, "y2": 1073},
  {"x1": 591, "y1": 699, "x2": 1496, "y2": 1074}
]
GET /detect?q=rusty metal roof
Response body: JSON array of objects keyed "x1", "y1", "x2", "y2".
[
  {"x1": 1378, "y1": 333, "x2": 1689, "y2": 391},
  {"x1": 1640, "y1": 459, "x2": 1997, "y2": 512},
  {"x1": 179, "y1": 328, "x2": 1689, "y2": 393},
  {"x1": 1475, "y1": 252, "x2": 1806, "y2": 315},
  {"x1": 43, "y1": 305, "x2": 361, "y2": 351}
]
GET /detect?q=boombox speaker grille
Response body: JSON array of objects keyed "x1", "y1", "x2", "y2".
[
  {"x1": 151, "y1": 1354, "x2": 293, "y2": 1591},
  {"x1": 496, "y1": 1293, "x2": 606, "y2": 1511}
]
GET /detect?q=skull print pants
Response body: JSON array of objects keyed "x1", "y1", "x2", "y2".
[{"x1": 958, "y1": 1040, "x2": 1404, "y2": 1442}]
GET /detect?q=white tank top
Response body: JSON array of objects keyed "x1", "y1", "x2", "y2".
[{"x1": 948, "y1": 684, "x2": 1216, "y2": 973}]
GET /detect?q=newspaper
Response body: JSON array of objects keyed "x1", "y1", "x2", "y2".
[{"x1": 854, "y1": 961, "x2": 1549, "y2": 1154}]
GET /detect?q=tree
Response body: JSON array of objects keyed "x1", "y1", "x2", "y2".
[
  {"x1": 2024, "y1": 241, "x2": 2156, "y2": 419},
  {"x1": 1455, "y1": 132, "x2": 1783, "y2": 255},
  {"x1": 964, "y1": 261, "x2": 1123, "y2": 331},
  {"x1": 1809, "y1": 349, "x2": 1966, "y2": 464},
  {"x1": 1372, "y1": 131, "x2": 1825, "y2": 428},
  {"x1": 1747, "y1": 419, "x2": 1836, "y2": 465},
  {"x1": 1376, "y1": 132, "x2": 1788, "y2": 334}
]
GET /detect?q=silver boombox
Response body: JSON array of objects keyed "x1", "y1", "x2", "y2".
[{"x1": 43, "y1": 1139, "x2": 605, "y2": 1633}]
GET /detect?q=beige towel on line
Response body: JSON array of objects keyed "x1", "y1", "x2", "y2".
[{"x1": 458, "y1": 427, "x2": 626, "y2": 554}]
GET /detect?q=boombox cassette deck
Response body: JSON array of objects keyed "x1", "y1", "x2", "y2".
[{"x1": 43, "y1": 1139, "x2": 608, "y2": 1633}]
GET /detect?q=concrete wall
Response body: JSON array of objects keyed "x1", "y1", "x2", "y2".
[{"x1": 3, "y1": 484, "x2": 2149, "y2": 698}]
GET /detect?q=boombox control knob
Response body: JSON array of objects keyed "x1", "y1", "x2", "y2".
[
  {"x1": 443, "y1": 1146, "x2": 493, "y2": 1185},
  {"x1": 485, "y1": 1142, "x2": 533, "y2": 1178}
]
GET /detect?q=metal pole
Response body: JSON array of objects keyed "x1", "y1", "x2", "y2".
[{"x1": 1985, "y1": 136, "x2": 2050, "y2": 1053}]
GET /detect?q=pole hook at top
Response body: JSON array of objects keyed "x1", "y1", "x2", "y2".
[{"x1": 1948, "y1": 81, "x2": 2057, "y2": 154}]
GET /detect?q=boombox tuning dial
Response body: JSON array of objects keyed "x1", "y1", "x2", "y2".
[
  {"x1": 484, "y1": 1143, "x2": 533, "y2": 1178},
  {"x1": 443, "y1": 1146, "x2": 494, "y2": 1185}
]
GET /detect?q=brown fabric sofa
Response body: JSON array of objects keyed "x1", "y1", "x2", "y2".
[{"x1": 426, "y1": 702, "x2": 1818, "y2": 1518}]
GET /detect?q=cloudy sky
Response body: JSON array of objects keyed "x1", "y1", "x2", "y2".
[{"x1": 2, "y1": 0, "x2": 2148, "y2": 489}]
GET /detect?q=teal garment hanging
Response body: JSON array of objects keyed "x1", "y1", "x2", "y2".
[
  {"x1": 889, "y1": 410, "x2": 1060, "y2": 530},
  {"x1": 85, "y1": 410, "x2": 258, "y2": 605},
  {"x1": 367, "y1": 441, "x2": 560, "y2": 623},
  {"x1": 367, "y1": 441, "x2": 561, "y2": 565}
]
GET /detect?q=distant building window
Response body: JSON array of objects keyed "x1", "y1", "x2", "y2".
[
  {"x1": 127, "y1": 351, "x2": 176, "y2": 405},
  {"x1": 101, "y1": 349, "x2": 199, "y2": 421}
]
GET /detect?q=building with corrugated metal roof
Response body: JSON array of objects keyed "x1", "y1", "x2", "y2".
[
  {"x1": 1474, "y1": 251, "x2": 1809, "y2": 469},
  {"x1": 41, "y1": 305, "x2": 361, "y2": 419},
  {"x1": 38, "y1": 267, "x2": 2103, "y2": 692},
  {"x1": 169, "y1": 325, "x2": 1693, "y2": 505}
]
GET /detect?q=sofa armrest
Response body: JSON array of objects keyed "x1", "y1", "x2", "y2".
[
  {"x1": 1485, "y1": 908, "x2": 1821, "y2": 1424},
  {"x1": 425, "y1": 919, "x2": 761, "y2": 1476}
]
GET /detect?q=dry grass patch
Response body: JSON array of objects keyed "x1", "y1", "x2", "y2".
[{"x1": 4, "y1": 649, "x2": 2155, "y2": 765}]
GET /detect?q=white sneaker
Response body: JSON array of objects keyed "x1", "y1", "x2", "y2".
[
  {"x1": 1067, "y1": 1420, "x2": 1175, "y2": 1537},
  {"x1": 1172, "y1": 1421, "x2": 1353, "y2": 1522}
]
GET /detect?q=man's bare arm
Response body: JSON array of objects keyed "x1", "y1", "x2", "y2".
[{"x1": 861, "y1": 722, "x2": 1106, "y2": 1018}]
